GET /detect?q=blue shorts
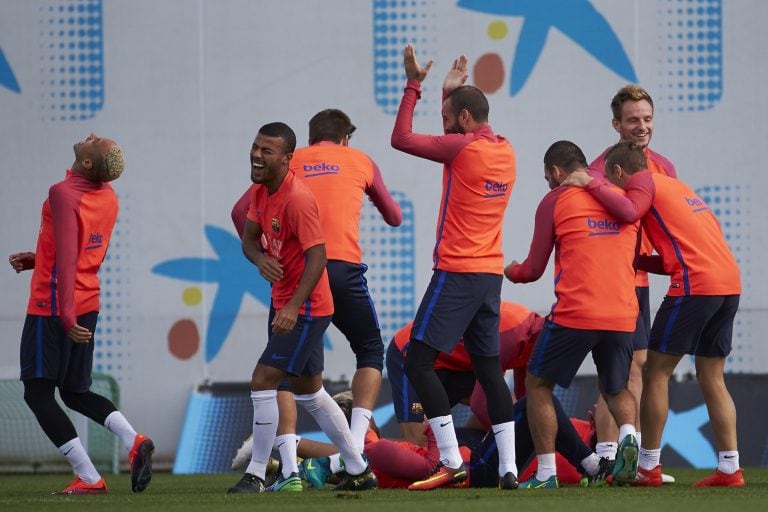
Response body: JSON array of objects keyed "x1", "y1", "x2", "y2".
[
  {"x1": 258, "y1": 307, "x2": 332, "y2": 377},
  {"x1": 633, "y1": 286, "x2": 651, "y2": 350},
  {"x1": 528, "y1": 320, "x2": 633, "y2": 395},
  {"x1": 19, "y1": 312, "x2": 99, "y2": 392},
  {"x1": 327, "y1": 261, "x2": 384, "y2": 370},
  {"x1": 649, "y1": 295, "x2": 739, "y2": 357},
  {"x1": 411, "y1": 271, "x2": 502, "y2": 357},
  {"x1": 385, "y1": 340, "x2": 475, "y2": 422}
]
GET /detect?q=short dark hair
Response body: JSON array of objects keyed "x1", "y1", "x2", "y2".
[
  {"x1": 610, "y1": 85, "x2": 654, "y2": 120},
  {"x1": 604, "y1": 141, "x2": 647, "y2": 175},
  {"x1": 445, "y1": 86, "x2": 489, "y2": 123},
  {"x1": 308, "y1": 109, "x2": 356, "y2": 145},
  {"x1": 543, "y1": 140, "x2": 588, "y2": 173},
  {"x1": 258, "y1": 122, "x2": 296, "y2": 153}
]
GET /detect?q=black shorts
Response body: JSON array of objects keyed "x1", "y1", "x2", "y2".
[
  {"x1": 385, "y1": 340, "x2": 475, "y2": 423},
  {"x1": 327, "y1": 261, "x2": 384, "y2": 370},
  {"x1": 649, "y1": 295, "x2": 739, "y2": 357},
  {"x1": 258, "y1": 307, "x2": 331, "y2": 377},
  {"x1": 411, "y1": 271, "x2": 502, "y2": 357},
  {"x1": 19, "y1": 312, "x2": 99, "y2": 392},
  {"x1": 528, "y1": 320, "x2": 633, "y2": 394},
  {"x1": 633, "y1": 286, "x2": 651, "y2": 350}
]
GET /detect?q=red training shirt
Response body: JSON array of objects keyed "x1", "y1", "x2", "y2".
[
  {"x1": 246, "y1": 171, "x2": 333, "y2": 316},
  {"x1": 27, "y1": 170, "x2": 118, "y2": 332}
]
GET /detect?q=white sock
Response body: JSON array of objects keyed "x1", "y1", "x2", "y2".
[
  {"x1": 595, "y1": 442, "x2": 617, "y2": 460},
  {"x1": 618, "y1": 424, "x2": 637, "y2": 443},
  {"x1": 535, "y1": 453, "x2": 557, "y2": 481},
  {"x1": 59, "y1": 438, "x2": 101, "y2": 484},
  {"x1": 294, "y1": 388, "x2": 366, "y2": 475},
  {"x1": 104, "y1": 411, "x2": 139, "y2": 451},
  {"x1": 274, "y1": 434, "x2": 299, "y2": 477},
  {"x1": 581, "y1": 453, "x2": 601, "y2": 476},
  {"x1": 245, "y1": 390, "x2": 278, "y2": 479},
  {"x1": 638, "y1": 447, "x2": 660, "y2": 471},
  {"x1": 427, "y1": 415, "x2": 463, "y2": 469},
  {"x1": 492, "y1": 421, "x2": 517, "y2": 476},
  {"x1": 330, "y1": 453, "x2": 344, "y2": 473},
  {"x1": 635, "y1": 431, "x2": 642, "y2": 448},
  {"x1": 718, "y1": 451, "x2": 739, "y2": 474},
  {"x1": 350, "y1": 407, "x2": 372, "y2": 452}
]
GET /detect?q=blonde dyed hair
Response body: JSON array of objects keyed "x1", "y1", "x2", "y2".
[{"x1": 102, "y1": 145, "x2": 125, "y2": 182}]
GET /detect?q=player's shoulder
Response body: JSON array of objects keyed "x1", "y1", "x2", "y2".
[
  {"x1": 285, "y1": 173, "x2": 320, "y2": 202},
  {"x1": 646, "y1": 147, "x2": 677, "y2": 177}
]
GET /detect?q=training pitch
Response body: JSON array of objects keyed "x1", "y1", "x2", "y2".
[{"x1": 1, "y1": 468, "x2": 767, "y2": 512}]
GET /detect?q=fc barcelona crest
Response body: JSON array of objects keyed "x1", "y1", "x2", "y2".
[{"x1": 271, "y1": 217, "x2": 281, "y2": 233}]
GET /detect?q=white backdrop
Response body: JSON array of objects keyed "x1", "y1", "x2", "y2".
[{"x1": 1, "y1": 0, "x2": 765, "y2": 460}]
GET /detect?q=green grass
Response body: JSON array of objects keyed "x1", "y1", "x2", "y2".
[{"x1": 1, "y1": 469, "x2": 767, "y2": 512}]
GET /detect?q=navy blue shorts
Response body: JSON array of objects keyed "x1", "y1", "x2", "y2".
[
  {"x1": 385, "y1": 340, "x2": 475, "y2": 422},
  {"x1": 411, "y1": 271, "x2": 502, "y2": 357},
  {"x1": 19, "y1": 312, "x2": 99, "y2": 392},
  {"x1": 649, "y1": 295, "x2": 739, "y2": 357},
  {"x1": 327, "y1": 261, "x2": 384, "y2": 371},
  {"x1": 528, "y1": 320, "x2": 633, "y2": 395},
  {"x1": 258, "y1": 307, "x2": 332, "y2": 377},
  {"x1": 633, "y1": 286, "x2": 651, "y2": 350}
]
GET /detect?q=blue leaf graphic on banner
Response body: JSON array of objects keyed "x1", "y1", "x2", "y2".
[
  {"x1": 0, "y1": 47, "x2": 21, "y2": 93},
  {"x1": 457, "y1": 0, "x2": 636, "y2": 95},
  {"x1": 152, "y1": 225, "x2": 333, "y2": 362}
]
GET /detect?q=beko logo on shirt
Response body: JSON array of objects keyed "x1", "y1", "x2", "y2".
[
  {"x1": 485, "y1": 180, "x2": 508, "y2": 192},
  {"x1": 483, "y1": 180, "x2": 509, "y2": 198},
  {"x1": 303, "y1": 163, "x2": 340, "y2": 176},
  {"x1": 587, "y1": 217, "x2": 620, "y2": 235},
  {"x1": 86, "y1": 232, "x2": 104, "y2": 250},
  {"x1": 685, "y1": 196, "x2": 708, "y2": 213}
]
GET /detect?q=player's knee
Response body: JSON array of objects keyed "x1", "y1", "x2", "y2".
[
  {"x1": 58, "y1": 389, "x2": 78, "y2": 409},
  {"x1": 404, "y1": 354, "x2": 430, "y2": 381},
  {"x1": 22, "y1": 380, "x2": 56, "y2": 412},
  {"x1": 352, "y1": 339, "x2": 384, "y2": 370}
]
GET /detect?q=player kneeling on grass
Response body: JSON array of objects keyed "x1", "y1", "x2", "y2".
[
  {"x1": 10, "y1": 134, "x2": 154, "y2": 495},
  {"x1": 227, "y1": 122, "x2": 375, "y2": 494}
]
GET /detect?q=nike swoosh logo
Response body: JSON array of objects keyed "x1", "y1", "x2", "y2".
[
  {"x1": 254, "y1": 421, "x2": 272, "y2": 426},
  {"x1": 306, "y1": 460, "x2": 316, "y2": 470},
  {"x1": 277, "y1": 442, "x2": 285, "y2": 448},
  {"x1": 439, "y1": 421, "x2": 452, "y2": 427},
  {"x1": 723, "y1": 455, "x2": 735, "y2": 459},
  {"x1": 63, "y1": 448, "x2": 73, "y2": 456},
  {"x1": 492, "y1": 429, "x2": 504, "y2": 435},
  {"x1": 419, "y1": 469, "x2": 467, "y2": 485}
]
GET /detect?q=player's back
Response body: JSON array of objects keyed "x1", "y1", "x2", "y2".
[
  {"x1": 550, "y1": 186, "x2": 639, "y2": 331},
  {"x1": 435, "y1": 137, "x2": 516, "y2": 274},
  {"x1": 292, "y1": 142, "x2": 374, "y2": 263},
  {"x1": 643, "y1": 174, "x2": 741, "y2": 296}
]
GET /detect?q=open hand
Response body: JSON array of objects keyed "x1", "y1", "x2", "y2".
[
  {"x1": 404, "y1": 43, "x2": 433, "y2": 82},
  {"x1": 443, "y1": 55, "x2": 468, "y2": 92}
]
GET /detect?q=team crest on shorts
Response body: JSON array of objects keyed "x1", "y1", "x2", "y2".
[
  {"x1": 411, "y1": 402, "x2": 423, "y2": 415},
  {"x1": 271, "y1": 217, "x2": 281, "y2": 233}
]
